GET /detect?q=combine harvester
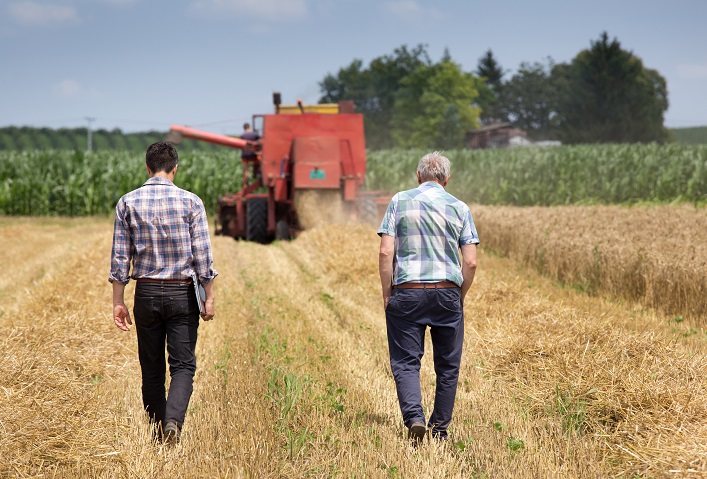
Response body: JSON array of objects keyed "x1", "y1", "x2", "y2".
[{"x1": 168, "y1": 93, "x2": 389, "y2": 243}]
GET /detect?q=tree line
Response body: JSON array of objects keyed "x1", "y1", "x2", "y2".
[
  {"x1": 319, "y1": 32, "x2": 670, "y2": 150},
  {"x1": 0, "y1": 126, "x2": 223, "y2": 152}
]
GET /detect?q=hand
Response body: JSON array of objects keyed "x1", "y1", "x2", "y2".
[
  {"x1": 383, "y1": 295, "x2": 390, "y2": 311},
  {"x1": 114, "y1": 303, "x2": 132, "y2": 331},
  {"x1": 201, "y1": 299, "x2": 215, "y2": 321}
]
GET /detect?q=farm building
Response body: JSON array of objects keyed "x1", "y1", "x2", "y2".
[{"x1": 466, "y1": 123, "x2": 532, "y2": 149}]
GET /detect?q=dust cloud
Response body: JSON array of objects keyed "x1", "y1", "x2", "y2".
[{"x1": 294, "y1": 189, "x2": 357, "y2": 230}]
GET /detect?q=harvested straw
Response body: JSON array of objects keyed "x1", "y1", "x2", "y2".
[
  {"x1": 4, "y1": 212, "x2": 707, "y2": 478},
  {"x1": 0, "y1": 219, "x2": 131, "y2": 476}
]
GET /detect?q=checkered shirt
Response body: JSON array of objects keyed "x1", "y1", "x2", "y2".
[
  {"x1": 377, "y1": 181, "x2": 479, "y2": 287},
  {"x1": 109, "y1": 177, "x2": 218, "y2": 285}
]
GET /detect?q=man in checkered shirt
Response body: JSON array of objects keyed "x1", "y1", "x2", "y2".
[
  {"x1": 378, "y1": 151, "x2": 478, "y2": 445},
  {"x1": 109, "y1": 141, "x2": 217, "y2": 445}
]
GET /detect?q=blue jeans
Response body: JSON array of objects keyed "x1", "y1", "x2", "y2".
[
  {"x1": 385, "y1": 287, "x2": 464, "y2": 439},
  {"x1": 133, "y1": 282, "x2": 200, "y2": 429}
]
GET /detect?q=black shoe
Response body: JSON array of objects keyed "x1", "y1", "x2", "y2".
[
  {"x1": 407, "y1": 422, "x2": 426, "y2": 446},
  {"x1": 163, "y1": 421, "x2": 181, "y2": 445}
]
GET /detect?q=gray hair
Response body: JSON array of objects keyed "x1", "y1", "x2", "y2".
[{"x1": 417, "y1": 151, "x2": 451, "y2": 183}]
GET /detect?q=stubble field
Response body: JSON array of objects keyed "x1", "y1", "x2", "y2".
[{"x1": 1, "y1": 204, "x2": 707, "y2": 478}]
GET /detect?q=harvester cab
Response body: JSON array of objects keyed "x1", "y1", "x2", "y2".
[{"x1": 168, "y1": 93, "x2": 388, "y2": 243}]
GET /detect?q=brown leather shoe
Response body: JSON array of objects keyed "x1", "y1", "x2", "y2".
[{"x1": 407, "y1": 422, "x2": 426, "y2": 446}]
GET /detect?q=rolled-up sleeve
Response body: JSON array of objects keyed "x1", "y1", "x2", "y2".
[
  {"x1": 190, "y1": 198, "x2": 218, "y2": 284},
  {"x1": 459, "y1": 207, "x2": 480, "y2": 246},
  {"x1": 377, "y1": 194, "x2": 398, "y2": 237},
  {"x1": 109, "y1": 199, "x2": 132, "y2": 284}
]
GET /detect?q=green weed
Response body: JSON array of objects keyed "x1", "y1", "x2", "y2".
[{"x1": 551, "y1": 385, "x2": 589, "y2": 434}]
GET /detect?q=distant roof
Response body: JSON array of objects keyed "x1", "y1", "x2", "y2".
[{"x1": 469, "y1": 122, "x2": 513, "y2": 133}]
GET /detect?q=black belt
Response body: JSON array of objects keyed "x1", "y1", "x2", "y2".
[{"x1": 136, "y1": 278, "x2": 192, "y2": 284}]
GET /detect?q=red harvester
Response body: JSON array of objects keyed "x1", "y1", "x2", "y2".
[{"x1": 168, "y1": 93, "x2": 388, "y2": 243}]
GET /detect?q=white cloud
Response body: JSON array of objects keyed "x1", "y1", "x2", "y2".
[
  {"x1": 53, "y1": 79, "x2": 101, "y2": 100},
  {"x1": 677, "y1": 63, "x2": 707, "y2": 80},
  {"x1": 8, "y1": 1, "x2": 80, "y2": 26},
  {"x1": 384, "y1": 0, "x2": 441, "y2": 22},
  {"x1": 54, "y1": 80, "x2": 83, "y2": 98},
  {"x1": 189, "y1": 0, "x2": 308, "y2": 22}
]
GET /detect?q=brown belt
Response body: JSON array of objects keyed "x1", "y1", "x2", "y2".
[
  {"x1": 137, "y1": 278, "x2": 193, "y2": 284},
  {"x1": 394, "y1": 281, "x2": 458, "y2": 289}
]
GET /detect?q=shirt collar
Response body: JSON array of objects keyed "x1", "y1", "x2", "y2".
[
  {"x1": 419, "y1": 181, "x2": 444, "y2": 190},
  {"x1": 143, "y1": 176, "x2": 175, "y2": 187}
]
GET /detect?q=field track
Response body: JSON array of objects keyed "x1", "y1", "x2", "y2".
[{"x1": 2, "y1": 212, "x2": 707, "y2": 478}]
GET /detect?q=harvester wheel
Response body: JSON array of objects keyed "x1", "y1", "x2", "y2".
[
  {"x1": 246, "y1": 198, "x2": 268, "y2": 243},
  {"x1": 275, "y1": 220, "x2": 290, "y2": 241}
]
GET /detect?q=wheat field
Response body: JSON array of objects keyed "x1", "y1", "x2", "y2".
[
  {"x1": 1, "y1": 209, "x2": 707, "y2": 478},
  {"x1": 473, "y1": 204, "x2": 707, "y2": 323}
]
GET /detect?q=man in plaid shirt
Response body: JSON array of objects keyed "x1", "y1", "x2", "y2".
[
  {"x1": 109, "y1": 141, "x2": 217, "y2": 445},
  {"x1": 378, "y1": 151, "x2": 478, "y2": 445}
]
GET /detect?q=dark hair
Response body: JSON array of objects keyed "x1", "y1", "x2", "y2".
[
  {"x1": 146, "y1": 141, "x2": 178, "y2": 173},
  {"x1": 243, "y1": 122, "x2": 250, "y2": 130}
]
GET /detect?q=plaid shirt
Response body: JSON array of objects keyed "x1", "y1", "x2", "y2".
[
  {"x1": 378, "y1": 181, "x2": 479, "y2": 286},
  {"x1": 109, "y1": 177, "x2": 218, "y2": 285}
]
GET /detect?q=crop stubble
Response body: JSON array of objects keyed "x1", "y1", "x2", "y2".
[{"x1": 1, "y1": 206, "x2": 706, "y2": 478}]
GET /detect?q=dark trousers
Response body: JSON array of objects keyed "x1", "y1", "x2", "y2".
[
  {"x1": 133, "y1": 282, "x2": 200, "y2": 429},
  {"x1": 385, "y1": 287, "x2": 464, "y2": 439}
]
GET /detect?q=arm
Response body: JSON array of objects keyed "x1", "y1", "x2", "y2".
[
  {"x1": 200, "y1": 279, "x2": 215, "y2": 321},
  {"x1": 459, "y1": 206, "x2": 479, "y2": 301},
  {"x1": 109, "y1": 200, "x2": 132, "y2": 331},
  {"x1": 379, "y1": 234, "x2": 395, "y2": 310},
  {"x1": 460, "y1": 243, "x2": 477, "y2": 301},
  {"x1": 112, "y1": 281, "x2": 132, "y2": 331},
  {"x1": 190, "y1": 198, "x2": 218, "y2": 320}
]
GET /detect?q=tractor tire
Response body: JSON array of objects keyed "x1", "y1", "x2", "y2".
[
  {"x1": 275, "y1": 220, "x2": 290, "y2": 241},
  {"x1": 246, "y1": 198, "x2": 268, "y2": 244}
]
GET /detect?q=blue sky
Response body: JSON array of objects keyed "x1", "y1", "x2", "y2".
[{"x1": 1, "y1": 0, "x2": 705, "y2": 134}]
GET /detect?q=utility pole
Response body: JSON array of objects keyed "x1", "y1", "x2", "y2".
[{"x1": 85, "y1": 116, "x2": 95, "y2": 153}]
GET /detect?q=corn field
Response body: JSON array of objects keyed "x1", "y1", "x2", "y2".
[
  {"x1": 0, "y1": 144, "x2": 706, "y2": 215},
  {"x1": 368, "y1": 144, "x2": 707, "y2": 205},
  {"x1": 0, "y1": 150, "x2": 243, "y2": 215}
]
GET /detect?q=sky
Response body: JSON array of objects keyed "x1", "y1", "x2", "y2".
[{"x1": 1, "y1": 0, "x2": 706, "y2": 135}]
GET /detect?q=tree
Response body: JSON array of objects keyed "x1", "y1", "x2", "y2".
[
  {"x1": 476, "y1": 49, "x2": 504, "y2": 89},
  {"x1": 475, "y1": 49, "x2": 506, "y2": 125},
  {"x1": 391, "y1": 59, "x2": 481, "y2": 149},
  {"x1": 498, "y1": 59, "x2": 558, "y2": 139},
  {"x1": 319, "y1": 45, "x2": 431, "y2": 150},
  {"x1": 0, "y1": 132, "x2": 17, "y2": 150},
  {"x1": 552, "y1": 32, "x2": 669, "y2": 143}
]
